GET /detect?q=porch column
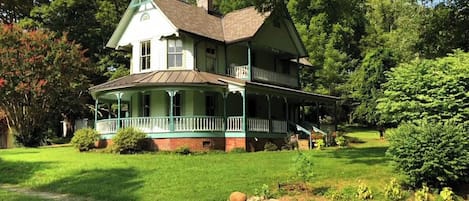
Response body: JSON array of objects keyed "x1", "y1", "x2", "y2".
[
  {"x1": 116, "y1": 92, "x2": 123, "y2": 130},
  {"x1": 223, "y1": 92, "x2": 228, "y2": 131},
  {"x1": 108, "y1": 103, "x2": 111, "y2": 119},
  {"x1": 266, "y1": 95, "x2": 271, "y2": 133},
  {"x1": 284, "y1": 97, "x2": 289, "y2": 134},
  {"x1": 334, "y1": 101, "x2": 338, "y2": 132},
  {"x1": 94, "y1": 98, "x2": 99, "y2": 129},
  {"x1": 241, "y1": 90, "x2": 247, "y2": 133},
  {"x1": 296, "y1": 56, "x2": 301, "y2": 88},
  {"x1": 316, "y1": 102, "x2": 320, "y2": 129},
  {"x1": 167, "y1": 90, "x2": 178, "y2": 132},
  {"x1": 247, "y1": 41, "x2": 252, "y2": 81}
]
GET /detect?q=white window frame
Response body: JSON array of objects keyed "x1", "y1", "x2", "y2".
[
  {"x1": 140, "y1": 40, "x2": 151, "y2": 71},
  {"x1": 167, "y1": 39, "x2": 183, "y2": 69}
]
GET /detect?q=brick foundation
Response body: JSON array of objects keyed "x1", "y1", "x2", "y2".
[{"x1": 225, "y1": 137, "x2": 246, "y2": 152}]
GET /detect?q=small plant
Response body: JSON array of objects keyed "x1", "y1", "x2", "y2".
[
  {"x1": 254, "y1": 184, "x2": 273, "y2": 200},
  {"x1": 384, "y1": 178, "x2": 406, "y2": 201},
  {"x1": 70, "y1": 128, "x2": 99, "y2": 152},
  {"x1": 264, "y1": 142, "x2": 278, "y2": 151},
  {"x1": 315, "y1": 139, "x2": 325, "y2": 150},
  {"x1": 113, "y1": 127, "x2": 147, "y2": 154},
  {"x1": 175, "y1": 146, "x2": 191, "y2": 155},
  {"x1": 438, "y1": 187, "x2": 455, "y2": 201},
  {"x1": 356, "y1": 181, "x2": 373, "y2": 200},
  {"x1": 335, "y1": 135, "x2": 347, "y2": 147},
  {"x1": 229, "y1": 147, "x2": 246, "y2": 153},
  {"x1": 414, "y1": 185, "x2": 430, "y2": 201},
  {"x1": 293, "y1": 152, "x2": 314, "y2": 183}
]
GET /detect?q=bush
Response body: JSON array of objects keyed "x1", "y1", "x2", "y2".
[
  {"x1": 113, "y1": 127, "x2": 147, "y2": 154},
  {"x1": 356, "y1": 181, "x2": 373, "y2": 200},
  {"x1": 293, "y1": 152, "x2": 314, "y2": 183},
  {"x1": 384, "y1": 178, "x2": 406, "y2": 201},
  {"x1": 386, "y1": 121, "x2": 469, "y2": 188},
  {"x1": 70, "y1": 128, "x2": 99, "y2": 152},
  {"x1": 264, "y1": 142, "x2": 278, "y2": 151},
  {"x1": 414, "y1": 185, "x2": 430, "y2": 201},
  {"x1": 335, "y1": 135, "x2": 348, "y2": 147},
  {"x1": 175, "y1": 146, "x2": 191, "y2": 155},
  {"x1": 315, "y1": 139, "x2": 325, "y2": 150},
  {"x1": 438, "y1": 187, "x2": 456, "y2": 201}
]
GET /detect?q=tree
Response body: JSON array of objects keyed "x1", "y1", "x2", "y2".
[
  {"x1": 0, "y1": 0, "x2": 49, "y2": 24},
  {"x1": 376, "y1": 50, "x2": 469, "y2": 126},
  {"x1": 0, "y1": 24, "x2": 91, "y2": 146}
]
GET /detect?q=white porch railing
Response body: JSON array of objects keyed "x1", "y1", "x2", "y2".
[
  {"x1": 227, "y1": 65, "x2": 298, "y2": 87},
  {"x1": 272, "y1": 120, "x2": 287, "y2": 133},
  {"x1": 121, "y1": 117, "x2": 169, "y2": 133},
  {"x1": 174, "y1": 116, "x2": 224, "y2": 131},
  {"x1": 248, "y1": 118, "x2": 269, "y2": 132},
  {"x1": 96, "y1": 119, "x2": 117, "y2": 134},
  {"x1": 227, "y1": 116, "x2": 243, "y2": 131}
]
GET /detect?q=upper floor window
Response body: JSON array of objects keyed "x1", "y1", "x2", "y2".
[
  {"x1": 168, "y1": 39, "x2": 183, "y2": 68},
  {"x1": 140, "y1": 40, "x2": 151, "y2": 70},
  {"x1": 140, "y1": 12, "x2": 150, "y2": 21}
]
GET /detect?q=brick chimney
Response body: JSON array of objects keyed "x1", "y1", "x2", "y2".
[{"x1": 196, "y1": 0, "x2": 213, "y2": 12}]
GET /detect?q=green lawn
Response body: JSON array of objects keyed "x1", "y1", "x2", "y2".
[{"x1": 0, "y1": 129, "x2": 394, "y2": 201}]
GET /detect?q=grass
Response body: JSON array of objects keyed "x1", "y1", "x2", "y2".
[{"x1": 0, "y1": 129, "x2": 394, "y2": 201}]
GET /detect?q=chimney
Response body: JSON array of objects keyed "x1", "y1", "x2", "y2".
[{"x1": 196, "y1": 0, "x2": 213, "y2": 12}]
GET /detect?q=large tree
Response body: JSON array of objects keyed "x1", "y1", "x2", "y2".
[{"x1": 0, "y1": 24, "x2": 92, "y2": 146}]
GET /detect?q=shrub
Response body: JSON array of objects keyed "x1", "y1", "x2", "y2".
[
  {"x1": 414, "y1": 185, "x2": 430, "y2": 201},
  {"x1": 386, "y1": 121, "x2": 469, "y2": 188},
  {"x1": 293, "y1": 152, "x2": 314, "y2": 183},
  {"x1": 315, "y1": 139, "x2": 325, "y2": 150},
  {"x1": 335, "y1": 135, "x2": 347, "y2": 147},
  {"x1": 254, "y1": 184, "x2": 273, "y2": 200},
  {"x1": 356, "y1": 181, "x2": 373, "y2": 200},
  {"x1": 70, "y1": 128, "x2": 99, "y2": 152},
  {"x1": 229, "y1": 147, "x2": 246, "y2": 153},
  {"x1": 384, "y1": 178, "x2": 406, "y2": 201},
  {"x1": 175, "y1": 146, "x2": 191, "y2": 155},
  {"x1": 264, "y1": 142, "x2": 278, "y2": 151},
  {"x1": 438, "y1": 187, "x2": 455, "y2": 201},
  {"x1": 113, "y1": 127, "x2": 147, "y2": 154}
]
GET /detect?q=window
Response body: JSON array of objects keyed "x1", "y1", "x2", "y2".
[
  {"x1": 142, "y1": 94, "x2": 150, "y2": 117},
  {"x1": 140, "y1": 41, "x2": 151, "y2": 70},
  {"x1": 140, "y1": 12, "x2": 150, "y2": 21},
  {"x1": 205, "y1": 95, "x2": 216, "y2": 116},
  {"x1": 172, "y1": 93, "x2": 182, "y2": 116},
  {"x1": 206, "y1": 47, "x2": 216, "y2": 73},
  {"x1": 168, "y1": 39, "x2": 183, "y2": 68}
]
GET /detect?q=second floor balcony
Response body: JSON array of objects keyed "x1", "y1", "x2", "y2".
[{"x1": 227, "y1": 65, "x2": 299, "y2": 88}]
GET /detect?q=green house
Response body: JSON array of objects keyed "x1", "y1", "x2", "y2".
[{"x1": 90, "y1": 0, "x2": 339, "y2": 151}]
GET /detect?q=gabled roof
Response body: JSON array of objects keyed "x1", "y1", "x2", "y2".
[{"x1": 222, "y1": 7, "x2": 270, "y2": 43}]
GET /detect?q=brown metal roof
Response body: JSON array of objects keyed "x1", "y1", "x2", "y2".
[
  {"x1": 154, "y1": 0, "x2": 269, "y2": 42},
  {"x1": 89, "y1": 70, "x2": 245, "y2": 93}
]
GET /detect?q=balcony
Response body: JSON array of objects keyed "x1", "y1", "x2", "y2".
[
  {"x1": 96, "y1": 116, "x2": 287, "y2": 134},
  {"x1": 227, "y1": 65, "x2": 298, "y2": 88}
]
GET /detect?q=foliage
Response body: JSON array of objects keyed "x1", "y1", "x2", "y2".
[
  {"x1": 254, "y1": 184, "x2": 273, "y2": 200},
  {"x1": 293, "y1": 152, "x2": 314, "y2": 183},
  {"x1": 315, "y1": 139, "x2": 325, "y2": 149},
  {"x1": 335, "y1": 135, "x2": 348, "y2": 147},
  {"x1": 70, "y1": 128, "x2": 99, "y2": 152},
  {"x1": 112, "y1": 127, "x2": 147, "y2": 154},
  {"x1": 438, "y1": 187, "x2": 456, "y2": 201},
  {"x1": 414, "y1": 185, "x2": 431, "y2": 201},
  {"x1": 356, "y1": 181, "x2": 373, "y2": 200},
  {"x1": 0, "y1": 24, "x2": 91, "y2": 147},
  {"x1": 377, "y1": 51, "x2": 469, "y2": 126},
  {"x1": 263, "y1": 142, "x2": 278, "y2": 151},
  {"x1": 324, "y1": 186, "x2": 357, "y2": 201},
  {"x1": 384, "y1": 178, "x2": 406, "y2": 201},
  {"x1": 174, "y1": 146, "x2": 191, "y2": 155},
  {"x1": 386, "y1": 121, "x2": 469, "y2": 188}
]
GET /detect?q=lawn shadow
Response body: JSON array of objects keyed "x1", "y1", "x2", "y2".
[
  {"x1": 317, "y1": 147, "x2": 389, "y2": 165},
  {"x1": 0, "y1": 158, "x2": 51, "y2": 184},
  {"x1": 312, "y1": 186, "x2": 330, "y2": 196},
  {"x1": 38, "y1": 168, "x2": 143, "y2": 201}
]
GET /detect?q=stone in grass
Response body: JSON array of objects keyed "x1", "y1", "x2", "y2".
[{"x1": 229, "y1": 192, "x2": 247, "y2": 201}]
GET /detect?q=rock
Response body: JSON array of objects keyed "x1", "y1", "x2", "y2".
[{"x1": 229, "y1": 192, "x2": 247, "y2": 201}]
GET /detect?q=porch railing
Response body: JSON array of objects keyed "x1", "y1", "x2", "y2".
[
  {"x1": 272, "y1": 120, "x2": 287, "y2": 133},
  {"x1": 121, "y1": 117, "x2": 169, "y2": 133},
  {"x1": 248, "y1": 118, "x2": 269, "y2": 132},
  {"x1": 96, "y1": 119, "x2": 117, "y2": 134},
  {"x1": 227, "y1": 116, "x2": 243, "y2": 131},
  {"x1": 174, "y1": 116, "x2": 224, "y2": 131},
  {"x1": 227, "y1": 65, "x2": 298, "y2": 87}
]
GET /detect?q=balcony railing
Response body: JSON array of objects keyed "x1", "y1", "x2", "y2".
[
  {"x1": 96, "y1": 116, "x2": 287, "y2": 134},
  {"x1": 227, "y1": 65, "x2": 298, "y2": 87}
]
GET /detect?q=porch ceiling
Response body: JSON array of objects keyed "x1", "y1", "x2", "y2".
[{"x1": 246, "y1": 82, "x2": 339, "y2": 103}]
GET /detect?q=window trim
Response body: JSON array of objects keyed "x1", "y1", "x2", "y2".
[
  {"x1": 140, "y1": 40, "x2": 151, "y2": 71},
  {"x1": 167, "y1": 39, "x2": 183, "y2": 69}
]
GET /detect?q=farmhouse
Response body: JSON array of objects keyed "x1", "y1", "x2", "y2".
[{"x1": 90, "y1": 0, "x2": 339, "y2": 151}]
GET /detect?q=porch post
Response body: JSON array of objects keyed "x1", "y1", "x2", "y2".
[
  {"x1": 223, "y1": 92, "x2": 228, "y2": 131},
  {"x1": 116, "y1": 92, "x2": 123, "y2": 130},
  {"x1": 247, "y1": 41, "x2": 252, "y2": 81},
  {"x1": 284, "y1": 97, "x2": 289, "y2": 134},
  {"x1": 94, "y1": 98, "x2": 99, "y2": 129},
  {"x1": 334, "y1": 101, "x2": 338, "y2": 132},
  {"x1": 296, "y1": 56, "x2": 301, "y2": 88},
  {"x1": 267, "y1": 95, "x2": 271, "y2": 133},
  {"x1": 108, "y1": 103, "x2": 111, "y2": 119},
  {"x1": 316, "y1": 102, "x2": 320, "y2": 129},
  {"x1": 241, "y1": 90, "x2": 247, "y2": 133},
  {"x1": 167, "y1": 90, "x2": 178, "y2": 132}
]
